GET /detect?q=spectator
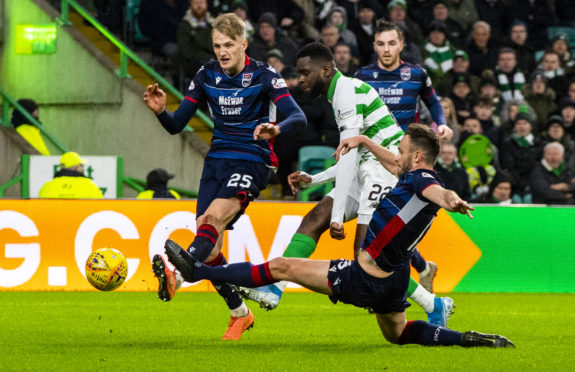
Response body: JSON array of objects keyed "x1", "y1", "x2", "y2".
[
  {"x1": 137, "y1": 168, "x2": 181, "y2": 199},
  {"x1": 477, "y1": 72, "x2": 502, "y2": 125},
  {"x1": 530, "y1": 142, "x2": 575, "y2": 204},
  {"x1": 430, "y1": 0, "x2": 465, "y2": 48},
  {"x1": 440, "y1": 96, "x2": 462, "y2": 144},
  {"x1": 559, "y1": 99, "x2": 575, "y2": 138},
  {"x1": 423, "y1": 20, "x2": 457, "y2": 84},
  {"x1": 320, "y1": 24, "x2": 342, "y2": 52},
  {"x1": 473, "y1": 97, "x2": 503, "y2": 147},
  {"x1": 457, "y1": 127, "x2": 498, "y2": 200},
  {"x1": 446, "y1": 0, "x2": 479, "y2": 32},
  {"x1": 522, "y1": 70, "x2": 557, "y2": 134},
  {"x1": 138, "y1": 0, "x2": 188, "y2": 61},
  {"x1": 474, "y1": 170, "x2": 513, "y2": 204},
  {"x1": 177, "y1": 0, "x2": 215, "y2": 81},
  {"x1": 539, "y1": 50, "x2": 569, "y2": 100},
  {"x1": 248, "y1": 13, "x2": 299, "y2": 67},
  {"x1": 568, "y1": 80, "x2": 575, "y2": 102},
  {"x1": 460, "y1": 115, "x2": 483, "y2": 136},
  {"x1": 473, "y1": 0, "x2": 511, "y2": 44},
  {"x1": 290, "y1": 0, "x2": 320, "y2": 42},
  {"x1": 349, "y1": 1, "x2": 378, "y2": 66},
  {"x1": 466, "y1": 21, "x2": 498, "y2": 77},
  {"x1": 510, "y1": 0, "x2": 557, "y2": 51},
  {"x1": 10, "y1": 98, "x2": 50, "y2": 156},
  {"x1": 334, "y1": 43, "x2": 359, "y2": 76},
  {"x1": 503, "y1": 20, "x2": 536, "y2": 75},
  {"x1": 500, "y1": 100, "x2": 534, "y2": 135},
  {"x1": 550, "y1": 33, "x2": 575, "y2": 70},
  {"x1": 389, "y1": 0, "x2": 424, "y2": 48},
  {"x1": 266, "y1": 49, "x2": 286, "y2": 74},
  {"x1": 500, "y1": 110, "x2": 544, "y2": 203},
  {"x1": 450, "y1": 73, "x2": 476, "y2": 124},
  {"x1": 326, "y1": 6, "x2": 358, "y2": 56},
  {"x1": 245, "y1": 0, "x2": 305, "y2": 31},
  {"x1": 437, "y1": 49, "x2": 480, "y2": 96},
  {"x1": 38, "y1": 152, "x2": 103, "y2": 199},
  {"x1": 496, "y1": 47, "x2": 527, "y2": 103},
  {"x1": 407, "y1": 0, "x2": 435, "y2": 27},
  {"x1": 434, "y1": 142, "x2": 471, "y2": 200},
  {"x1": 232, "y1": 1, "x2": 255, "y2": 41},
  {"x1": 542, "y1": 115, "x2": 575, "y2": 173}
]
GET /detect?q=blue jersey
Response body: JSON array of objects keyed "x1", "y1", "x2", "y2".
[
  {"x1": 354, "y1": 61, "x2": 445, "y2": 131},
  {"x1": 361, "y1": 169, "x2": 443, "y2": 272},
  {"x1": 185, "y1": 56, "x2": 292, "y2": 166}
]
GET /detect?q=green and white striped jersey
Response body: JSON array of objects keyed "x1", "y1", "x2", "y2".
[{"x1": 327, "y1": 71, "x2": 404, "y2": 163}]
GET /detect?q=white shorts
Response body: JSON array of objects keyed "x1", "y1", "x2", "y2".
[{"x1": 327, "y1": 160, "x2": 398, "y2": 225}]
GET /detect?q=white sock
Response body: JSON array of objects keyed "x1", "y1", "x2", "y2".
[
  {"x1": 230, "y1": 301, "x2": 249, "y2": 318},
  {"x1": 275, "y1": 280, "x2": 288, "y2": 292},
  {"x1": 409, "y1": 284, "x2": 436, "y2": 313},
  {"x1": 175, "y1": 271, "x2": 183, "y2": 291}
]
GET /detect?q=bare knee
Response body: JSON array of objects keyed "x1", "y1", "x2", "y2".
[
  {"x1": 376, "y1": 313, "x2": 406, "y2": 345},
  {"x1": 268, "y1": 257, "x2": 294, "y2": 281}
]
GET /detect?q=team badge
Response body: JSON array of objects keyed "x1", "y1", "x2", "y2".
[
  {"x1": 400, "y1": 68, "x2": 411, "y2": 81},
  {"x1": 372, "y1": 72, "x2": 378, "y2": 78},
  {"x1": 188, "y1": 80, "x2": 195, "y2": 90},
  {"x1": 242, "y1": 73, "x2": 253, "y2": 87},
  {"x1": 272, "y1": 78, "x2": 287, "y2": 89}
]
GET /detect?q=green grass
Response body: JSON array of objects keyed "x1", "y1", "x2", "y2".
[{"x1": 1, "y1": 292, "x2": 574, "y2": 371}]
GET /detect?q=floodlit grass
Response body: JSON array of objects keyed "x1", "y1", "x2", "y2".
[{"x1": 1, "y1": 292, "x2": 573, "y2": 371}]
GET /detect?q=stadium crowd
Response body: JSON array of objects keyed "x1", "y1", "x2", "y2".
[{"x1": 80, "y1": 0, "x2": 575, "y2": 204}]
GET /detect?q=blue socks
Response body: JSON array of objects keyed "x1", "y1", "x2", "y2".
[
  {"x1": 194, "y1": 261, "x2": 277, "y2": 288},
  {"x1": 399, "y1": 320, "x2": 463, "y2": 346}
]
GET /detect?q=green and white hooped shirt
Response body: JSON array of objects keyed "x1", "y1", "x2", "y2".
[{"x1": 327, "y1": 71, "x2": 404, "y2": 164}]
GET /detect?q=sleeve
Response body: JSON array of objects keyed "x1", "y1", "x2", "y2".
[
  {"x1": 156, "y1": 66, "x2": 206, "y2": 134},
  {"x1": 330, "y1": 127, "x2": 360, "y2": 225},
  {"x1": 413, "y1": 171, "x2": 441, "y2": 200},
  {"x1": 333, "y1": 78, "x2": 363, "y2": 131},
  {"x1": 263, "y1": 67, "x2": 307, "y2": 133},
  {"x1": 418, "y1": 68, "x2": 446, "y2": 126}
]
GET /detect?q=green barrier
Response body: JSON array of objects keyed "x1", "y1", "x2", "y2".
[{"x1": 451, "y1": 206, "x2": 575, "y2": 293}]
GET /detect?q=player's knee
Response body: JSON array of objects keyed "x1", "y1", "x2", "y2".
[
  {"x1": 269, "y1": 257, "x2": 292, "y2": 279},
  {"x1": 197, "y1": 213, "x2": 219, "y2": 228}
]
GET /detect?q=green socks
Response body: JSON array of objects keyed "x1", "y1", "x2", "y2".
[
  {"x1": 282, "y1": 233, "x2": 317, "y2": 258},
  {"x1": 407, "y1": 277, "x2": 419, "y2": 296}
]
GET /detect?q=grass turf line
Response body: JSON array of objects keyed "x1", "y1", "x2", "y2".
[{"x1": 0, "y1": 292, "x2": 573, "y2": 371}]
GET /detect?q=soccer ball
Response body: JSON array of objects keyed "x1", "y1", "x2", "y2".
[{"x1": 85, "y1": 248, "x2": 128, "y2": 291}]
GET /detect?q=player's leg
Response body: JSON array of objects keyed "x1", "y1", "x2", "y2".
[
  {"x1": 375, "y1": 312, "x2": 514, "y2": 347},
  {"x1": 406, "y1": 277, "x2": 454, "y2": 327},
  {"x1": 236, "y1": 196, "x2": 334, "y2": 309},
  {"x1": 165, "y1": 241, "x2": 332, "y2": 294},
  {"x1": 411, "y1": 248, "x2": 437, "y2": 293}
]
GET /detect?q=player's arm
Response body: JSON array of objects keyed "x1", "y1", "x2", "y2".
[
  {"x1": 422, "y1": 184, "x2": 474, "y2": 218},
  {"x1": 254, "y1": 95, "x2": 306, "y2": 140},
  {"x1": 419, "y1": 70, "x2": 452, "y2": 141},
  {"x1": 336, "y1": 135, "x2": 400, "y2": 177}
]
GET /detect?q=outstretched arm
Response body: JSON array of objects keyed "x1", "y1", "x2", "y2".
[
  {"x1": 336, "y1": 135, "x2": 400, "y2": 177},
  {"x1": 144, "y1": 83, "x2": 199, "y2": 134},
  {"x1": 422, "y1": 184, "x2": 474, "y2": 218}
]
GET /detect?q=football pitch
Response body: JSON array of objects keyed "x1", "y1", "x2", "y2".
[{"x1": 1, "y1": 292, "x2": 574, "y2": 371}]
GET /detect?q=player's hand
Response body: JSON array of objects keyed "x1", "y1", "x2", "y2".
[
  {"x1": 330, "y1": 222, "x2": 346, "y2": 240},
  {"x1": 437, "y1": 125, "x2": 453, "y2": 141},
  {"x1": 334, "y1": 135, "x2": 366, "y2": 161},
  {"x1": 253, "y1": 123, "x2": 280, "y2": 140},
  {"x1": 450, "y1": 199, "x2": 474, "y2": 219},
  {"x1": 287, "y1": 171, "x2": 312, "y2": 195},
  {"x1": 143, "y1": 83, "x2": 167, "y2": 115}
]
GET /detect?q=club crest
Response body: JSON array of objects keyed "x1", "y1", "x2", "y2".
[
  {"x1": 400, "y1": 68, "x2": 411, "y2": 81},
  {"x1": 372, "y1": 72, "x2": 379, "y2": 79},
  {"x1": 242, "y1": 73, "x2": 253, "y2": 87}
]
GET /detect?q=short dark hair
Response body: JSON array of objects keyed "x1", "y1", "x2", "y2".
[
  {"x1": 405, "y1": 124, "x2": 439, "y2": 164},
  {"x1": 297, "y1": 41, "x2": 334, "y2": 64},
  {"x1": 374, "y1": 19, "x2": 404, "y2": 41},
  {"x1": 498, "y1": 47, "x2": 516, "y2": 58}
]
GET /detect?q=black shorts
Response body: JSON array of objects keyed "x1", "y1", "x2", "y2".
[
  {"x1": 196, "y1": 157, "x2": 271, "y2": 229},
  {"x1": 327, "y1": 259, "x2": 411, "y2": 314}
]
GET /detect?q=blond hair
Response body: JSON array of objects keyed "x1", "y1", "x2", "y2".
[{"x1": 212, "y1": 13, "x2": 246, "y2": 41}]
